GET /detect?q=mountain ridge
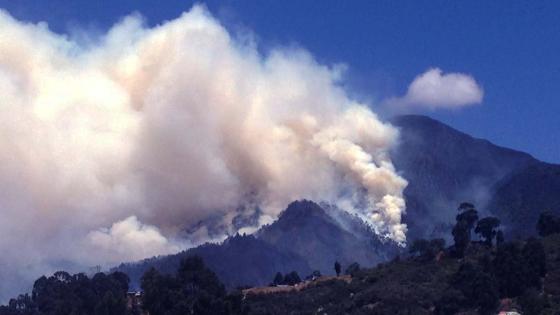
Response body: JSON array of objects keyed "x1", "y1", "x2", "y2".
[
  {"x1": 115, "y1": 200, "x2": 388, "y2": 290},
  {"x1": 391, "y1": 114, "x2": 539, "y2": 240},
  {"x1": 115, "y1": 114, "x2": 559, "y2": 291}
]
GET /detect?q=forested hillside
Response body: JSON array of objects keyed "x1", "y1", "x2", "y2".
[{"x1": 4, "y1": 206, "x2": 560, "y2": 315}]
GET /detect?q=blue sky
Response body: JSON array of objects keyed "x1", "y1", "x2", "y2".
[{"x1": 1, "y1": 0, "x2": 558, "y2": 162}]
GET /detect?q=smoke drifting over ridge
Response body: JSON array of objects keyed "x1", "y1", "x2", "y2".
[{"x1": 0, "y1": 6, "x2": 406, "y2": 297}]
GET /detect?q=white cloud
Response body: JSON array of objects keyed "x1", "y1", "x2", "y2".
[{"x1": 390, "y1": 68, "x2": 483, "y2": 109}]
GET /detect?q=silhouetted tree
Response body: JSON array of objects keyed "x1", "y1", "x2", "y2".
[
  {"x1": 141, "y1": 268, "x2": 173, "y2": 315},
  {"x1": 475, "y1": 217, "x2": 501, "y2": 246},
  {"x1": 141, "y1": 256, "x2": 228, "y2": 315},
  {"x1": 0, "y1": 270, "x2": 129, "y2": 315},
  {"x1": 0, "y1": 294, "x2": 39, "y2": 315},
  {"x1": 272, "y1": 272, "x2": 284, "y2": 286},
  {"x1": 537, "y1": 211, "x2": 560, "y2": 237},
  {"x1": 458, "y1": 202, "x2": 475, "y2": 211},
  {"x1": 457, "y1": 209, "x2": 479, "y2": 231},
  {"x1": 177, "y1": 256, "x2": 225, "y2": 298},
  {"x1": 94, "y1": 291, "x2": 126, "y2": 315},
  {"x1": 452, "y1": 203, "x2": 479, "y2": 257},
  {"x1": 109, "y1": 271, "x2": 130, "y2": 293},
  {"x1": 283, "y1": 272, "x2": 301, "y2": 285},
  {"x1": 452, "y1": 221, "x2": 470, "y2": 258},
  {"x1": 334, "y1": 261, "x2": 341, "y2": 276}
]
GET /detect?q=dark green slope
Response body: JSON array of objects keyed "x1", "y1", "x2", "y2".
[
  {"x1": 257, "y1": 200, "x2": 395, "y2": 276},
  {"x1": 244, "y1": 234, "x2": 560, "y2": 315},
  {"x1": 114, "y1": 234, "x2": 311, "y2": 290}
]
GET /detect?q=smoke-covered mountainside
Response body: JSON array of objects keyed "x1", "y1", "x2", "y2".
[
  {"x1": 391, "y1": 115, "x2": 542, "y2": 240},
  {"x1": 488, "y1": 162, "x2": 560, "y2": 239},
  {"x1": 115, "y1": 200, "x2": 394, "y2": 290},
  {"x1": 115, "y1": 115, "x2": 558, "y2": 291},
  {"x1": 256, "y1": 201, "x2": 397, "y2": 275},
  {"x1": 114, "y1": 232, "x2": 312, "y2": 290}
]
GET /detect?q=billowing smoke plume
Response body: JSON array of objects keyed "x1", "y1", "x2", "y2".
[{"x1": 0, "y1": 6, "x2": 406, "y2": 298}]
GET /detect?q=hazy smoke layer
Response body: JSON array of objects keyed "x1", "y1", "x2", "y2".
[{"x1": 0, "y1": 6, "x2": 406, "y2": 298}]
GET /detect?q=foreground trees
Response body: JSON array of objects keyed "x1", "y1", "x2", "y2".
[
  {"x1": 141, "y1": 256, "x2": 242, "y2": 315},
  {"x1": 3, "y1": 201, "x2": 560, "y2": 315},
  {"x1": 450, "y1": 262, "x2": 499, "y2": 314},
  {"x1": 0, "y1": 271, "x2": 129, "y2": 315},
  {"x1": 452, "y1": 202, "x2": 506, "y2": 257},
  {"x1": 492, "y1": 237, "x2": 547, "y2": 298},
  {"x1": 0, "y1": 256, "x2": 240, "y2": 315},
  {"x1": 272, "y1": 272, "x2": 284, "y2": 286}
]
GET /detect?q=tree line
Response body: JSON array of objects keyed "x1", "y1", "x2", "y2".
[
  {"x1": 2, "y1": 205, "x2": 560, "y2": 315},
  {"x1": 0, "y1": 271, "x2": 130, "y2": 315},
  {"x1": 411, "y1": 203, "x2": 552, "y2": 314}
]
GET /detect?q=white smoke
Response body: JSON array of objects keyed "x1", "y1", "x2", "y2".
[
  {"x1": 87, "y1": 216, "x2": 181, "y2": 263},
  {"x1": 0, "y1": 5, "x2": 407, "y2": 299}
]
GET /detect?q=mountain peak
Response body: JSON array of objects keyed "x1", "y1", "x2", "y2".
[
  {"x1": 279, "y1": 200, "x2": 329, "y2": 221},
  {"x1": 390, "y1": 114, "x2": 537, "y2": 240},
  {"x1": 391, "y1": 114, "x2": 453, "y2": 132},
  {"x1": 392, "y1": 114, "x2": 441, "y2": 124},
  {"x1": 392, "y1": 114, "x2": 535, "y2": 160},
  {"x1": 257, "y1": 200, "x2": 392, "y2": 275}
]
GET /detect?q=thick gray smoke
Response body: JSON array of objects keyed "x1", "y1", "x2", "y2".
[{"x1": 0, "y1": 6, "x2": 407, "y2": 298}]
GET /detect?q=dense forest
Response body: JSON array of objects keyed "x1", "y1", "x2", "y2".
[
  {"x1": 3, "y1": 204, "x2": 560, "y2": 315},
  {"x1": 0, "y1": 271, "x2": 132, "y2": 315}
]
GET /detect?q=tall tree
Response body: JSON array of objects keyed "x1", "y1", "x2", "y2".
[
  {"x1": 475, "y1": 217, "x2": 501, "y2": 246},
  {"x1": 272, "y1": 272, "x2": 284, "y2": 286},
  {"x1": 452, "y1": 203, "x2": 479, "y2": 257},
  {"x1": 334, "y1": 261, "x2": 341, "y2": 277},
  {"x1": 283, "y1": 272, "x2": 301, "y2": 286}
]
